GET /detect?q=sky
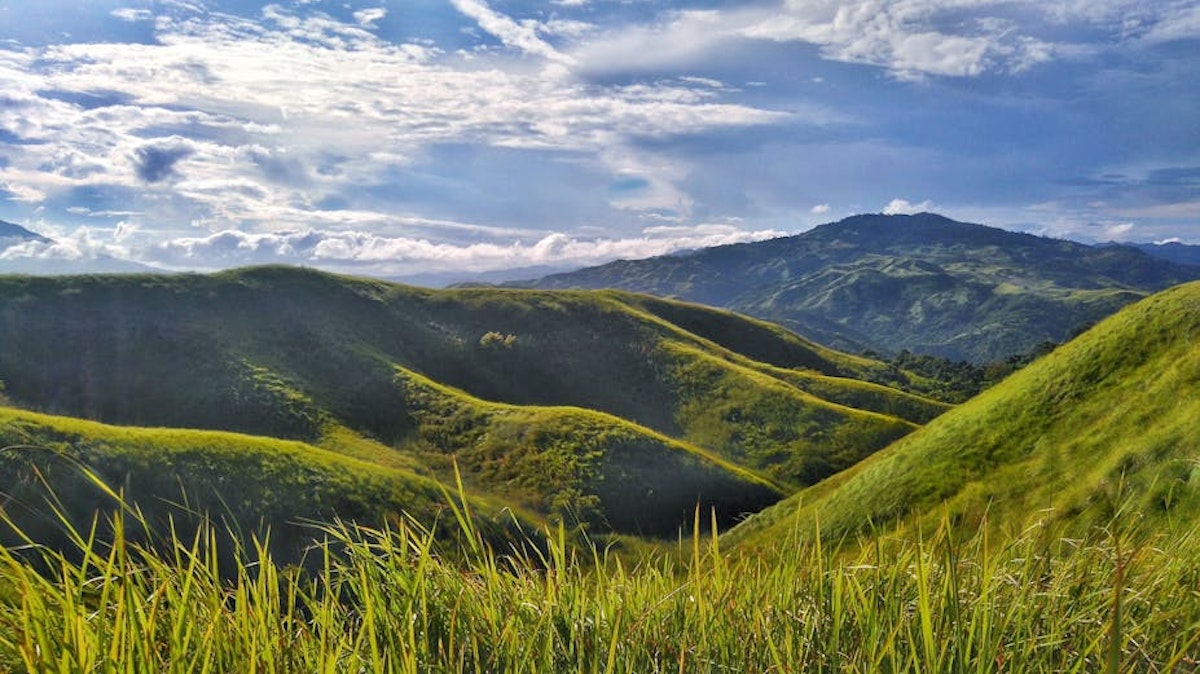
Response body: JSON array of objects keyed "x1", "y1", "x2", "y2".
[{"x1": 0, "y1": 0, "x2": 1197, "y2": 278}]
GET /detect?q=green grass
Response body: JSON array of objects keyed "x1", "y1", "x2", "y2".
[
  {"x1": 1, "y1": 483, "x2": 1198, "y2": 673},
  {"x1": 728, "y1": 280, "x2": 1200, "y2": 550},
  {"x1": 0, "y1": 407, "x2": 534, "y2": 566},
  {"x1": 393, "y1": 367, "x2": 782, "y2": 535}
]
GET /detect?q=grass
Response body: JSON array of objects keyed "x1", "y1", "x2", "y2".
[
  {"x1": 393, "y1": 367, "x2": 782, "y2": 535},
  {"x1": 1, "y1": 478, "x2": 1198, "y2": 673},
  {"x1": 0, "y1": 407, "x2": 535, "y2": 567},
  {"x1": 728, "y1": 280, "x2": 1200, "y2": 549}
]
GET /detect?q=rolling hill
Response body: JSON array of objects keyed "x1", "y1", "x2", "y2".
[
  {"x1": 0, "y1": 266, "x2": 945, "y2": 536},
  {"x1": 524, "y1": 213, "x2": 1200, "y2": 362},
  {"x1": 727, "y1": 280, "x2": 1200, "y2": 550},
  {"x1": 0, "y1": 405, "x2": 537, "y2": 565}
]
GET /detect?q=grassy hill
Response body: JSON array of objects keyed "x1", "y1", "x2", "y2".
[
  {"x1": 0, "y1": 406, "x2": 533, "y2": 565},
  {"x1": 0, "y1": 266, "x2": 940, "y2": 535},
  {"x1": 728, "y1": 280, "x2": 1200, "y2": 550},
  {"x1": 525, "y1": 213, "x2": 1200, "y2": 362}
]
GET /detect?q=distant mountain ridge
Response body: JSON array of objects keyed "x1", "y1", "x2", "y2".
[
  {"x1": 1118, "y1": 241, "x2": 1200, "y2": 267},
  {"x1": 0, "y1": 220, "x2": 50, "y2": 243},
  {"x1": 523, "y1": 213, "x2": 1200, "y2": 362}
]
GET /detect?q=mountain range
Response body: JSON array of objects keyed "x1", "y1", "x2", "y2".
[
  {"x1": 522, "y1": 213, "x2": 1200, "y2": 362},
  {"x1": 1119, "y1": 241, "x2": 1200, "y2": 267}
]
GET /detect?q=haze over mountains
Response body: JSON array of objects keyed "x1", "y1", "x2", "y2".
[{"x1": 524, "y1": 213, "x2": 1200, "y2": 362}]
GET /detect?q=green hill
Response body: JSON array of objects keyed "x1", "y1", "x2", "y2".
[
  {"x1": 728, "y1": 280, "x2": 1200, "y2": 550},
  {"x1": 0, "y1": 266, "x2": 939, "y2": 535},
  {"x1": 525, "y1": 213, "x2": 1200, "y2": 362},
  {"x1": 0, "y1": 406, "x2": 532, "y2": 564}
]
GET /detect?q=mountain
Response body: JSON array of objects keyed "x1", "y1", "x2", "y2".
[
  {"x1": 1120, "y1": 241, "x2": 1200, "y2": 267},
  {"x1": 727, "y1": 280, "x2": 1200, "y2": 550},
  {"x1": 0, "y1": 266, "x2": 947, "y2": 536},
  {"x1": 523, "y1": 213, "x2": 1200, "y2": 362},
  {"x1": 0, "y1": 220, "x2": 51, "y2": 244}
]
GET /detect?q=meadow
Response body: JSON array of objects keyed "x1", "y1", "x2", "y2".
[{"x1": 1, "y1": 485, "x2": 1197, "y2": 673}]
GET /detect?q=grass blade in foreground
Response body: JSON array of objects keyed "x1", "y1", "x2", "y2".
[{"x1": 2, "y1": 488, "x2": 1198, "y2": 673}]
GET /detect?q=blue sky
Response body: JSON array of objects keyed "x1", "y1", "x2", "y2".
[{"x1": 0, "y1": 0, "x2": 1197, "y2": 277}]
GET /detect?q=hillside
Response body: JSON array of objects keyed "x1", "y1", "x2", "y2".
[
  {"x1": 727, "y1": 280, "x2": 1200, "y2": 549},
  {"x1": 0, "y1": 406, "x2": 534, "y2": 564},
  {"x1": 525, "y1": 213, "x2": 1200, "y2": 362},
  {"x1": 0, "y1": 266, "x2": 942, "y2": 535}
]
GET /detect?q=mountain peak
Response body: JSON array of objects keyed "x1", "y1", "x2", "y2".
[{"x1": 808, "y1": 212, "x2": 1022, "y2": 246}]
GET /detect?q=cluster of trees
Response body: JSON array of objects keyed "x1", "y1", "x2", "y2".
[
  {"x1": 868, "y1": 342, "x2": 1058, "y2": 403},
  {"x1": 478, "y1": 331, "x2": 517, "y2": 349}
]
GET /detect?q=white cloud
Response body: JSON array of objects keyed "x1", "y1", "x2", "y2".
[
  {"x1": 0, "y1": 2, "x2": 789, "y2": 240},
  {"x1": 352, "y1": 8, "x2": 387, "y2": 29},
  {"x1": 1140, "y1": 4, "x2": 1200, "y2": 44},
  {"x1": 883, "y1": 198, "x2": 934, "y2": 215},
  {"x1": 572, "y1": 0, "x2": 1200, "y2": 81},
  {"x1": 111, "y1": 8, "x2": 154, "y2": 22},
  {"x1": 0, "y1": 226, "x2": 130, "y2": 262},
  {"x1": 1102, "y1": 221, "x2": 1135, "y2": 240},
  {"x1": 450, "y1": 0, "x2": 575, "y2": 64},
  {"x1": 137, "y1": 224, "x2": 786, "y2": 274},
  {"x1": 810, "y1": 203, "x2": 831, "y2": 214},
  {"x1": 740, "y1": 1, "x2": 1057, "y2": 80}
]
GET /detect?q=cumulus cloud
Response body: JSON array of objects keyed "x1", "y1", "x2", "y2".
[
  {"x1": 145, "y1": 223, "x2": 785, "y2": 274},
  {"x1": 0, "y1": 2, "x2": 786, "y2": 222},
  {"x1": 810, "y1": 203, "x2": 831, "y2": 214},
  {"x1": 882, "y1": 198, "x2": 934, "y2": 215},
  {"x1": 0, "y1": 225, "x2": 130, "y2": 262},
  {"x1": 742, "y1": 1, "x2": 1059, "y2": 80}
]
